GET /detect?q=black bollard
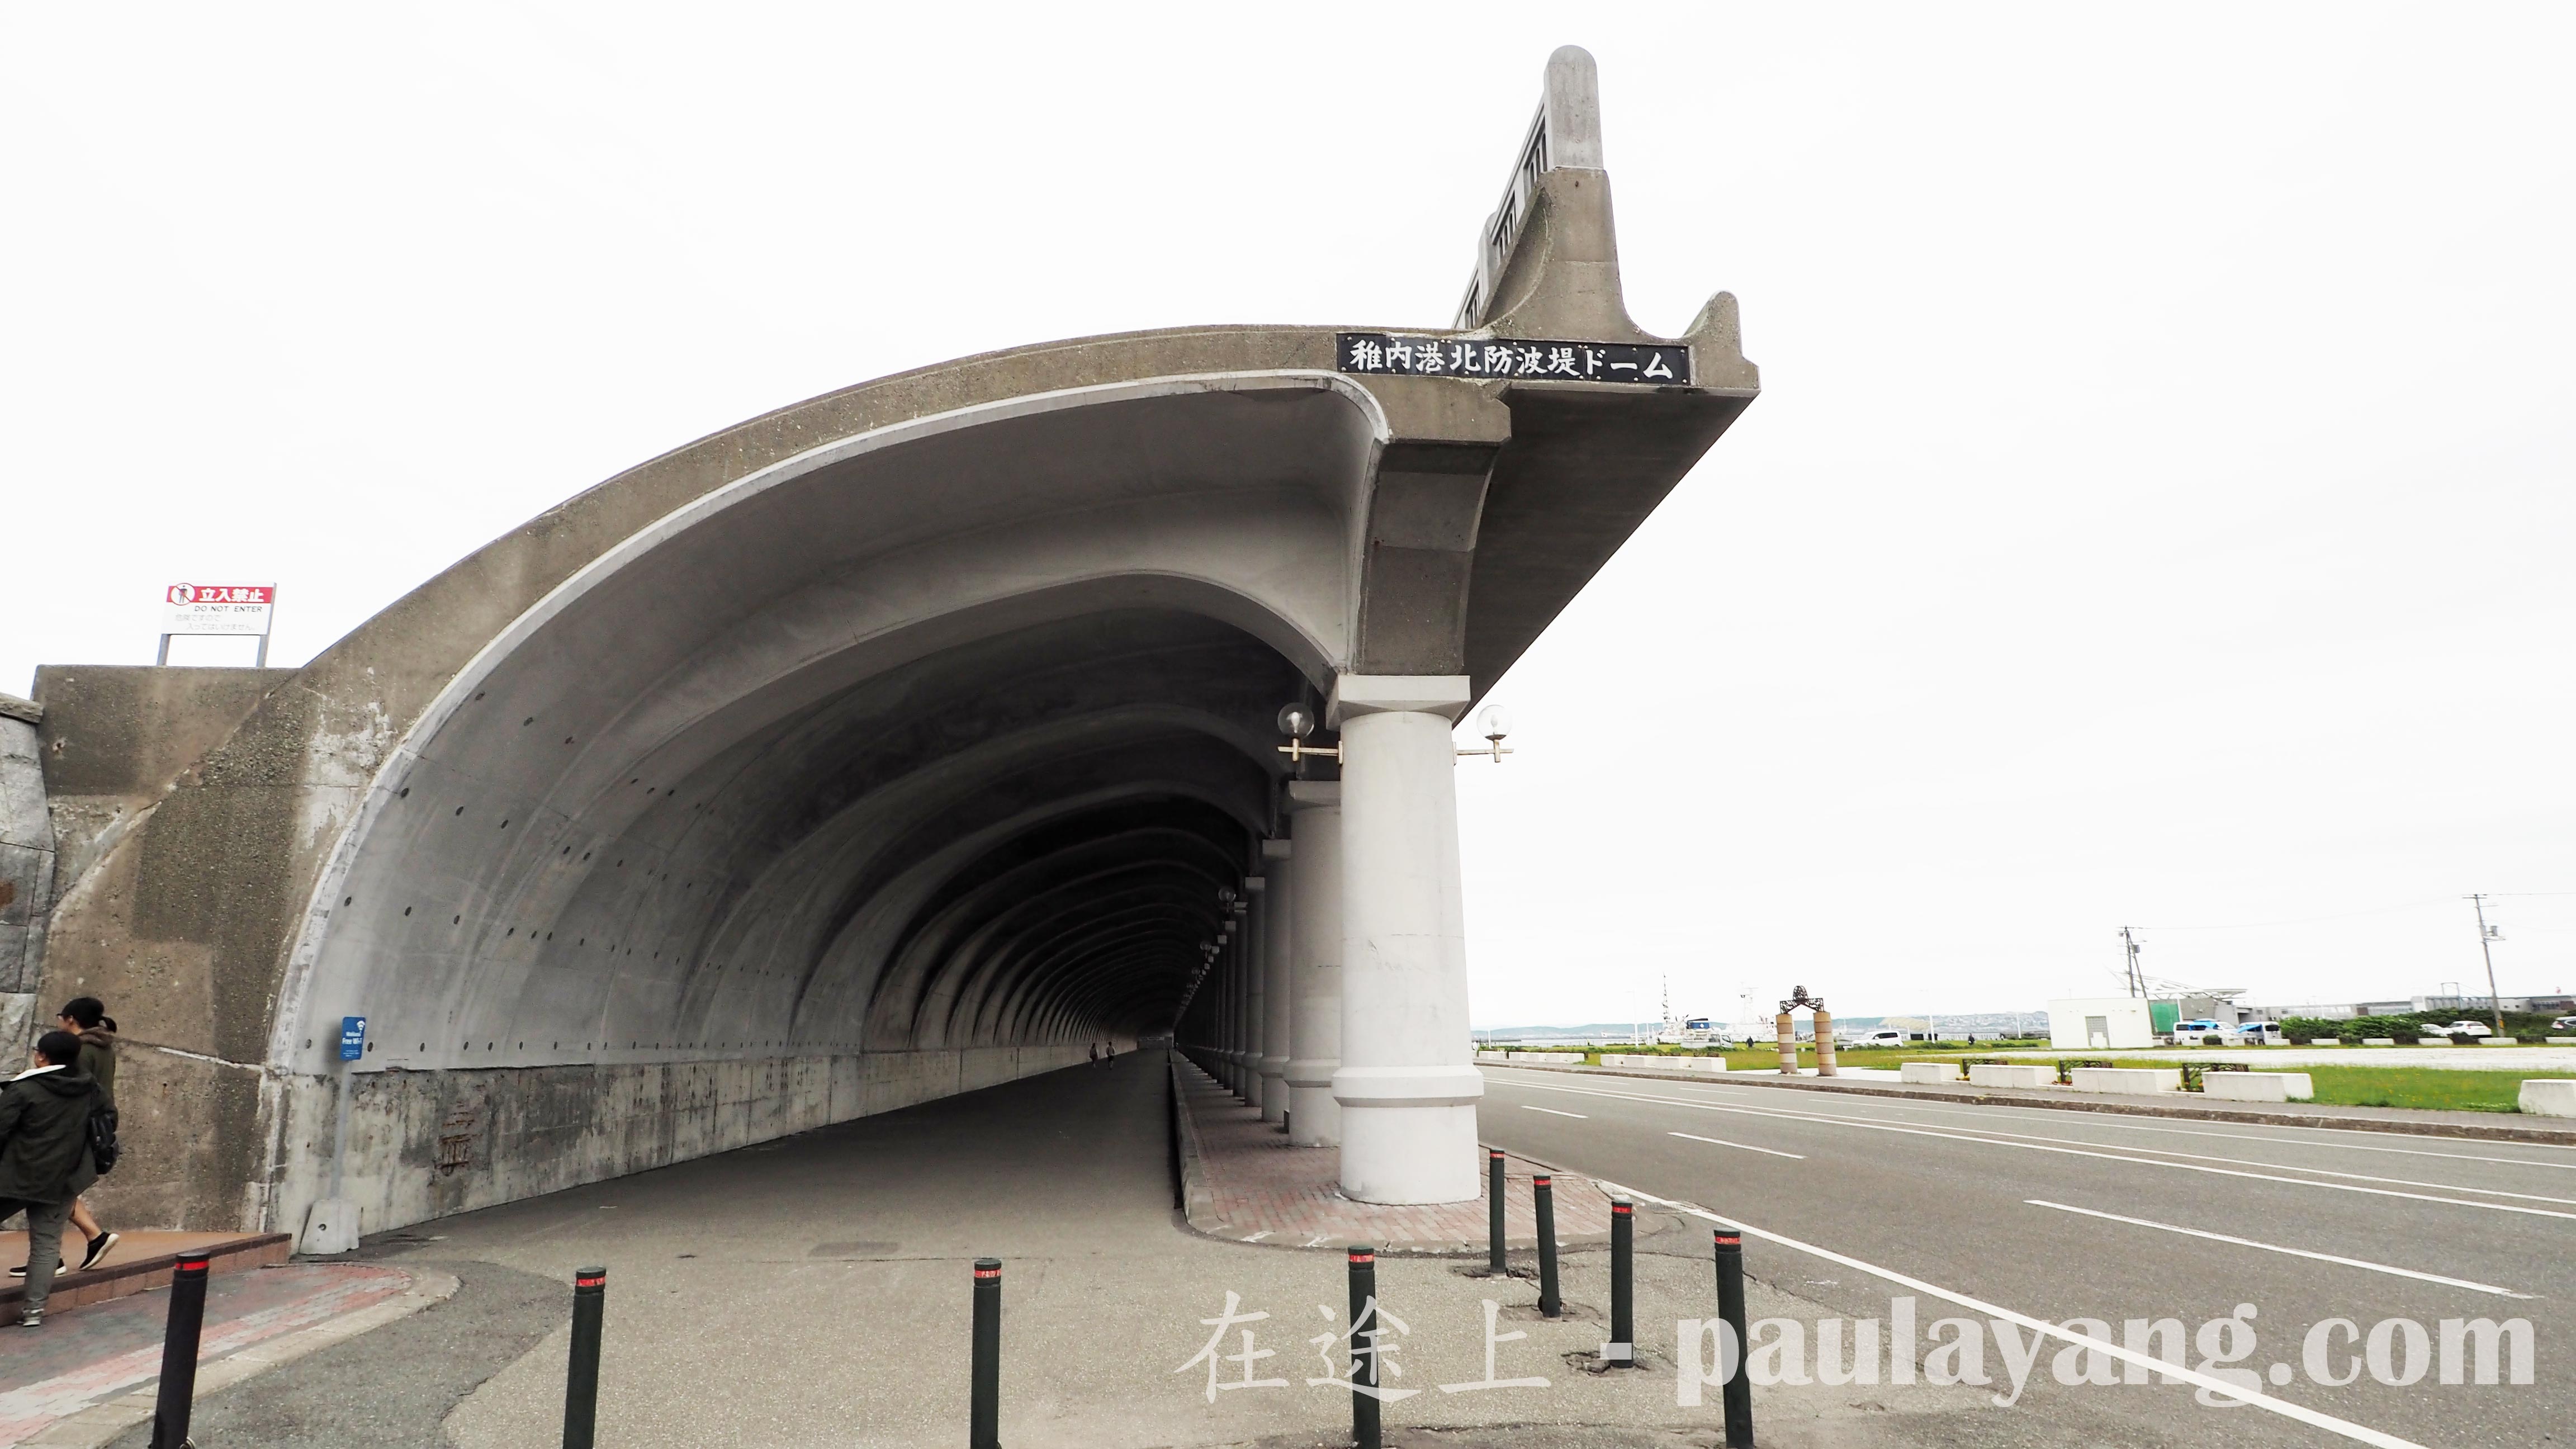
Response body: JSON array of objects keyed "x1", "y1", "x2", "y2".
[
  {"x1": 971, "y1": 1258, "x2": 1003, "y2": 1449},
  {"x1": 1713, "y1": 1230, "x2": 1754, "y2": 1447},
  {"x1": 1533, "y1": 1174, "x2": 1560, "y2": 1318},
  {"x1": 1347, "y1": 1246, "x2": 1381, "y2": 1449},
  {"x1": 1486, "y1": 1148, "x2": 1507, "y2": 1275},
  {"x1": 562, "y1": 1266, "x2": 607, "y2": 1449},
  {"x1": 1604, "y1": 1198, "x2": 1634, "y2": 1364},
  {"x1": 149, "y1": 1252, "x2": 212, "y2": 1449}
]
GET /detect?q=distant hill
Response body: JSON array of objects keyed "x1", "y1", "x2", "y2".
[{"x1": 1476, "y1": 1011, "x2": 2048, "y2": 1040}]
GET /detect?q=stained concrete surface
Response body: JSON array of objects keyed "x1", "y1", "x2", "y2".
[
  {"x1": 136, "y1": 1054, "x2": 2267, "y2": 1447},
  {"x1": 98, "y1": 1259, "x2": 561, "y2": 1449}
]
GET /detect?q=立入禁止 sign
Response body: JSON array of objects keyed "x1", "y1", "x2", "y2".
[
  {"x1": 1336, "y1": 333, "x2": 1689, "y2": 385},
  {"x1": 163, "y1": 583, "x2": 274, "y2": 636}
]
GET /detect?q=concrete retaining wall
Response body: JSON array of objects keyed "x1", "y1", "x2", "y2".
[
  {"x1": 1967, "y1": 1063, "x2": 2053, "y2": 1089},
  {"x1": 1595, "y1": 1053, "x2": 1726, "y2": 1073},
  {"x1": 272, "y1": 1044, "x2": 1090, "y2": 1242},
  {"x1": 1900, "y1": 1062, "x2": 1952, "y2": 1084},
  {"x1": 1475, "y1": 1050, "x2": 1583, "y2": 1064}
]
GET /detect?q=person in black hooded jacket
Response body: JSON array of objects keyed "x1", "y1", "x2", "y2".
[{"x1": 0, "y1": 1030, "x2": 101, "y2": 1328}]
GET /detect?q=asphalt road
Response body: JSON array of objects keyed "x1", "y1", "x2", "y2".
[{"x1": 1476, "y1": 1064, "x2": 2576, "y2": 1449}]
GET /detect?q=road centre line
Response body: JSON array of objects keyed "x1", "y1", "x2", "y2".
[
  {"x1": 1669, "y1": 1131, "x2": 1805, "y2": 1159},
  {"x1": 1521, "y1": 1105, "x2": 1588, "y2": 1118},
  {"x1": 1492, "y1": 1073, "x2": 2576, "y2": 1204},
  {"x1": 1661, "y1": 1095, "x2": 2576, "y2": 1205},
  {"x1": 2021, "y1": 1199, "x2": 2534, "y2": 1299},
  {"x1": 1595, "y1": 1180, "x2": 2428, "y2": 1449},
  {"x1": 1489, "y1": 1078, "x2": 2576, "y2": 1221},
  {"x1": 1487, "y1": 1064, "x2": 2576, "y2": 1162},
  {"x1": 1696, "y1": 1085, "x2": 2576, "y2": 1171}
]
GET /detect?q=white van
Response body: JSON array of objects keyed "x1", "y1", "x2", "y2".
[
  {"x1": 1853, "y1": 1029, "x2": 1906, "y2": 1048},
  {"x1": 2233, "y1": 1021, "x2": 2285, "y2": 1044}
]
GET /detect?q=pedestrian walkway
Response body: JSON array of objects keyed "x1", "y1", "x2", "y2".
[
  {"x1": 0, "y1": 1263, "x2": 418, "y2": 1446},
  {"x1": 1174, "y1": 1061, "x2": 1614, "y2": 1251},
  {"x1": 1, "y1": 1230, "x2": 292, "y2": 1314}
]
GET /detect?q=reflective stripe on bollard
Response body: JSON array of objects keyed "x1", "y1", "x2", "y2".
[
  {"x1": 562, "y1": 1266, "x2": 606, "y2": 1449},
  {"x1": 149, "y1": 1252, "x2": 212, "y2": 1449}
]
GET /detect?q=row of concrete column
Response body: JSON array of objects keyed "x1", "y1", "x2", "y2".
[{"x1": 1179, "y1": 677, "x2": 1480, "y2": 1205}]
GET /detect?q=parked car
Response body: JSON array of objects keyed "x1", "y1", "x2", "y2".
[
  {"x1": 2437, "y1": 1020, "x2": 2492, "y2": 1038},
  {"x1": 2553, "y1": 1015, "x2": 2576, "y2": 1033},
  {"x1": 2170, "y1": 1019, "x2": 2226, "y2": 1044},
  {"x1": 2232, "y1": 1021, "x2": 2285, "y2": 1043},
  {"x1": 1853, "y1": 1030, "x2": 1907, "y2": 1048}
]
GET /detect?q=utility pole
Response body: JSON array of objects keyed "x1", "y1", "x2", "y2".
[
  {"x1": 2466, "y1": 894, "x2": 2506, "y2": 1035},
  {"x1": 2119, "y1": 927, "x2": 2146, "y2": 997}
]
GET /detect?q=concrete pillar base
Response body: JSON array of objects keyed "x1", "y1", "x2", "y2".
[
  {"x1": 1257, "y1": 1056, "x2": 1289, "y2": 1123},
  {"x1": 1286, "y1": 1064, "x2": 1341, "y2": 1147},
  {"x1": 1337, "y1": 1100, "x2": 1481, "y2": 1204}
]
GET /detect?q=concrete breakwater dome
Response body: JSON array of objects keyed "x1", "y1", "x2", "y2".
[{"x1": 6, "y1": 47, "x2": 1754, "y2": 1240}]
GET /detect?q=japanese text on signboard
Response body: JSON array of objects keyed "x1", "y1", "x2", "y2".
[
  {"x1": 162, "y1": 583, "x2": 276, "y2": 636},
  {"x1": 1336, "y1": 333, "x2": 1688, "y2": 385}
]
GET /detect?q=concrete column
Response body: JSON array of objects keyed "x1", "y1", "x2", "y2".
[
  {"x1": 1329, "y1": 675, "x2": 1481, "y2": 1205},
  {"x1": 1242, "y1": 875, "x2": 1266, "y2": 1112},
  {"x1": 1284, "y1": 782, "x2": 1343, "y2": 1147},
  {"x1": 1258, "y1": 842, "x2": 1294, "y2": 1124}
]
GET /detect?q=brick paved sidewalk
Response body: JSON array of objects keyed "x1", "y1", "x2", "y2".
[
  {"x1": 1175, "y1": 1061, "x2": 1614, "y2": 1253},
  {"x1": 0, "y1": 1263, "x2": 414, "y2": 1445}
]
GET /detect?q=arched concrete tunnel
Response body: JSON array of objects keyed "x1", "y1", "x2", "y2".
[{"x1": 14, "y1": 47, "x2": 1756, "y2": 1240}]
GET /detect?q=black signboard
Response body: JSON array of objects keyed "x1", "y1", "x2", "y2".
[{"x1": 1335, "y1": 332, "x2": 1689, "y2": 385}]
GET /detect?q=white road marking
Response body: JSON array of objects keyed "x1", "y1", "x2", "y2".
[
  {"x1": 1669, "y1": 1131, "x2": 1805, "y2": 1159},
  {"x1": 1491, "y1": 1077, "x2": 2576, "y2": 1220},
  {"x1": 1485, "y1": 1063, "x2": 2576, "y2": 1162},
  {"x1": 1706, "y1": 1085, "x2": 2576, "y2": 1171},
  {"x1": 1519, "y1": 1105, "x2": 1588, "y2": 1119},
  {"x1": 1703, "y1": 1104, "x2": 2576, "y2": 1205},
  {"x1": 1244, "y1": 1231, "x2": 1270, "y2": 1242},
  {"x1": 2023, "y1": 1199, "x2": 2535, "y2": 1299},
  {"x1": 1596, "y1": 1180, "x2": 2429, "y2": 1449}
]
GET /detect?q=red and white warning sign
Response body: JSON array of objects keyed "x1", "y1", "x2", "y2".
[{"x1": 163, "y1": 583, "x2": 276, "y2": 636}]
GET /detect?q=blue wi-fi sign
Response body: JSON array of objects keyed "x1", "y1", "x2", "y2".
[{"x1": 339, "y1": 1016, "x2": 368, "y2": 1063}]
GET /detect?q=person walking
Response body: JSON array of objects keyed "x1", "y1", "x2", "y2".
[
  {"x1": 1, "y1": 1030, "x2": 104, "y2": 1327},
  {"x1": 10, "y1": 997, "x2": 117, "y2": 1278}
]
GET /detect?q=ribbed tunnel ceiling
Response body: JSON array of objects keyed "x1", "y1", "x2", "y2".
[{"x1": 290, "y1": 380, "x2": 1371, "y2": 1077}]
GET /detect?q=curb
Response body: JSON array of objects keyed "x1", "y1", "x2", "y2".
[
  {"x1": 1, "y1": 1234, "x2": 294, "y2": 1314},
  {"x1": 21, "y1": 1267, "x2": 462, "y2": 1448},
  {"x1": 1497, "y1": 1062, "x2": 2576, "y2": 1145}
]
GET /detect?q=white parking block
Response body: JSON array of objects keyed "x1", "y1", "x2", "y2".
[
  {"x1": 2520, "y1": 1080, "x2": 2576, "y2": 1117},
  {"x1": 2416, "y1": 1038, "x2": 2453, "y2": 1046},
  {"x1": 2068, "y1": 1067, "x2": 2181, "y2": 1095},
  {"x1": 2478, "y1": 1038, "x2": 2521, "y2": 1046},
  {"x1": 2307, "y1": 1039, "x2": 2341, "y2": 1046},
  {"x1": 1967, "y1": 1063, "x2": 2054, "y2": 1089},
  {"x1": 2362, "y1": 1037, "x2": 2397, "y2": 1045},
  {"x1": 1900, "y1": 1062, "x2": 1953, "y2": 1085},
  {"x1": 2203, "y1": 1072, "x2": 2314, "y2": 1102}
]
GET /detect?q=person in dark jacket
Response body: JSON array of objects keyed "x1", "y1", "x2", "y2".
[
  {"x1": 10, "y1": 997, "x2": 119, "y2": 1280},
  {"x1": 1, "y1": 1030, "x2": 102, "y2": 1327}
]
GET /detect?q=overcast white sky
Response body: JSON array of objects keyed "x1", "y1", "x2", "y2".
[{"x1": 7, "y1": 5, "x2": 2572, "y2": 1026}]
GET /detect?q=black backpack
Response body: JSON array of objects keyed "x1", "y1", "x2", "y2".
[{"x1": 87, "y1": 1093, "x2": 121, "y2": 1176}]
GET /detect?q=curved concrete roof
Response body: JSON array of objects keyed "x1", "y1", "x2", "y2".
[{"x1": 31, "y1": 49, "x2": 1758, "y2": 1230}]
